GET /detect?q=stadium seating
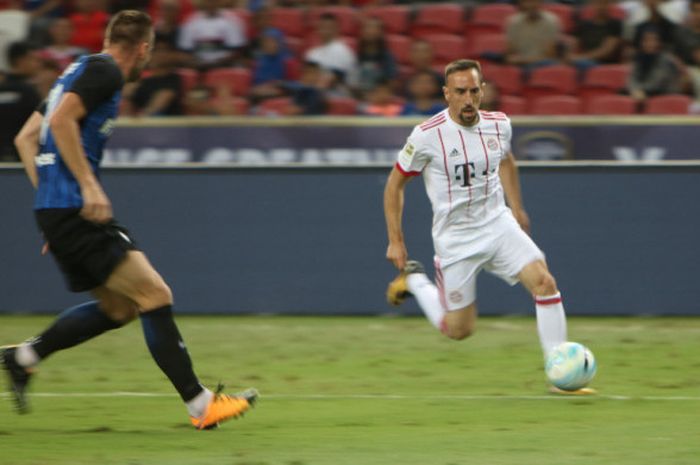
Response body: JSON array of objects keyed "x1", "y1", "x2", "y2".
[
  {"x1": 579, "y1": 4, "x2": 627, "y2": 21},
  {"x1": 386, "y1": 34, "x2": 412, "y2": 65},
  {"x1": 580, "y1": 64, "x2": 630, "y2": 98},
  {"x1": 326, "y1": 96, "x2": 359, "y2": 115},
  {"x1": 270, "y1": 8, "x2": 307, "y2": 38},
  {"x1": 499, "y1": 95, "x2": 527, "y2": 115},
  {"x1": 203, "y1": 68, "x2": 252, "y2": 97},
  {"x1": 364, "y1": 5, "x2": 411, "y2": 35},
  {"x1": 531, "y1": 95, "x2": 583, "y2": 115},
  {"x1": 470, "y1": 33, "x2": 507, "y2": 58},
  {"x1": 308, "y1": 6, "x2": 360, "y2": 37},
  {"x1": 176, "y1": 68, "x2": 199, "y2": 93},
  {"x1": 258, "y1": 97, "x2": 293, "y2": 116},
  {"x1": 644, "y1": 95, "x2": 692, "y2": 115},
  {"x1": 584, "y1": 94, "x2": 638, "y2": 115},
  {"x1": 486, "y1": 65, "x2": 523, "y2": 95},
  {"x1": 467, "y1": 4, "x2": 516, "y2": 36},
  {"x1": 541, "y1": 3, "x2": 574, "y2": 34},
  {"x1": 412, "y1": 3, "x2": 465, "y2": 37},
  {"x1": 524, "y1": 65, "x2": 578, "y2": 99},
  {"x1": 423, "y1": 34, "x2": 467, "y2": 67}
]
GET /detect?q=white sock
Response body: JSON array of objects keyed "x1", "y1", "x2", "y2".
[
  {"x1": 406, "y1": 273, "x2": 445, "y2": 329},
  {"x1": 15, "y1": 343, "x2": 40, "y2": 368},
  {"x1": 186, "y1": 387, "x2": 213, "y2": 418},
  {"x1": 535, "y1": 293, "x2": 567, "y2": 358}
]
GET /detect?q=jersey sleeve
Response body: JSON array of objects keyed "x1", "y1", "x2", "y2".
[
  {"x1": 499, "y1": 116, "x2": 513, "y2": 154},
  {"x1": 67, "y1": 58, "x2": 124, "y2": 113},
  {"x1": 396, "y1": 126, "x2": 430, "y2": 176}
]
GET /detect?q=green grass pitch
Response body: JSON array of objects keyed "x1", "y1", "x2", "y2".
[{"x1": 1, "y1": 315, "x2": 699, "y2": 465}]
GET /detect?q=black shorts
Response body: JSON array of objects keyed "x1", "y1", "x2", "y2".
[{"x1": 35, "y1": 208, "x2": 138, "y2": 293}]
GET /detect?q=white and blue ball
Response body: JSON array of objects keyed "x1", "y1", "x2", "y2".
[{"x1": 545, "y1": 342, "x2": 597, "y2": 391}]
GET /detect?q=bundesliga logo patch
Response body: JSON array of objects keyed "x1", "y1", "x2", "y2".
[{"x1": 403, "y1": 142, "x2": 415, "y2": 157}]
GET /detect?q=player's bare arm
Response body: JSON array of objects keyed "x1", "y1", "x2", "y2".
[
  {"x1": 499, "y1": 151, "x2": 530, "y2": 233},
  {"x1": 49, "y1": 92, "x2": 112, "y2": 224},
  {"x1": 14, "y1": 111, "x2": 43, "y2": 189},
  {"x1": 384, "y1": 166, "x2": 413, "y2": 270}
]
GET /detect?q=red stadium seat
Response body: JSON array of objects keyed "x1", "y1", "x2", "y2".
[
  {"x1": 203, "y1": 68, "x2": 252, "y2": 97},
  {"x1": 467, "y1": 4, "x2": 517, "y2": 36},
  {"x1": 413, "y1": 3, "x2": 465, "y2": 37},
  {"x1": 541, "y1": 3, "x2": 574, "y2": 33},
  {"x1": 209, "y1": 95, "x2": 250, "y2": 115},
  {"x1": 524, "y1": 65, "x2": 578, "y2": 98},
  {"x1": 270, "y1": 8, "x2": 307, "y2": 38},
  {"x1": 423, "y1": 34, "x2": 468, "y2": 66},
  {"x1": 487, "y1": 65, "x2": 523, "y2": 95},
  {"x1": 644, "y1": 95, "x2": 692, "y2": 115},
  {"x1": 499, "y1": 95, "x2": 527, "y2": 115},
  {"x1": 364, "y1": 5, "x2": 410, "y2": 35},
  {"x1": 531, "y1": 95, "x2": 582, "y2": 115},
  {"x1": 326, "y1": 96, "x2": 358, "y2": 115},
  {"x1": 308, "y1": 6, "x2": 360, "y2": 37},
  {"x1": 584, "y1": 94, "x2": 637, "y2": 115},
  {"x1": 386, "y1": 34, "x2": 412, "y2": 65},
  {"x1": 176, "y1": 68, "x2": 199, "y2": 93},
  {"x1": 285, "y1": 36, "x2": 305, "y2": 58},
  {"x1": 580, "y1": 64, "x2": 630, "y2": 97},
  {"x1": 470, "y1": 33, "x2": 507, "y2": 58},
  {"x1": 258, "y1": 97, "x2": 293, "y2": 116}
]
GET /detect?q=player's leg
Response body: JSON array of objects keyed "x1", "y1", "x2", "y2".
[
  {"x1": 387, "y1": 261, "x2": 445, "y2": 328},
  {"x1": 103, "y1": 250, "x2": 255, "y2": 429},
  {"x1": 518, "y1": 259, "x2": 567, "y2": 357},
  {"x1": 1, "y1": 289, "x2": 135, "y2": 413}
]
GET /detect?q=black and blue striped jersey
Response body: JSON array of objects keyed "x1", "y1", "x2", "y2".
[{"x1": 34, "y1": 53, "x2": 123, "y2": 210}]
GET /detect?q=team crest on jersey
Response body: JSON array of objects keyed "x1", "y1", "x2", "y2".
[
  {"x1": 403, "y1": 142, "x2": 415, "y2": 157},
  {"x1": 449, "y1": 148, "x2": 460, "y2": 158},
  {"x1": 487, "y1": 138, "x2": 499, "y2": 151},
  {"x1": 449, "y1": 291, "x2": 463, "y2": 303}
]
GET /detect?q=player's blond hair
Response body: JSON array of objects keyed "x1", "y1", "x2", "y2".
[
  {"x1": 444, "y1": 59, "x2": 483, "y2": 83},
  {"x1": 105, "y1": 10, "x2": 153, "y2": 48}
]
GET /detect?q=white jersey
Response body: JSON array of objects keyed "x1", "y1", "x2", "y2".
[{"x1": 396, "y1": 109, "x2": 512, "y2": 267}]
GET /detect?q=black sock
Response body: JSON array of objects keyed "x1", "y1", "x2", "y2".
[
  {"x1": 31, "y1": 301, "x2": 123, "y2": 360},
  {"x1": 139, "y1": 305, "x2": 203, "y2": 402}
]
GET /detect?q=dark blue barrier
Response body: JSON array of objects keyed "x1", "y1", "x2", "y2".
[{"x1": 1, "y1": 164, "x2": 698, "y2": 315}]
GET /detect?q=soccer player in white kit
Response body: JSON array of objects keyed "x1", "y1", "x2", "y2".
[{"x1": 384, "y1": 59, "x2": 590, "y2": 393}]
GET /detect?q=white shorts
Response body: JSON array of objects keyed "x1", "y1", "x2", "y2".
[{"x1": 434, "y1": 212, "x2": 545, "y2": 311}]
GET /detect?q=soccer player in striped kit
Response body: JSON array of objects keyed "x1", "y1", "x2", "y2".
[
  {"x1": 2, "y1": 10, "x2": 257, "y2": 428},
  {"x1": 384, "y1": 59, "x2": 592, "y2": 394}
]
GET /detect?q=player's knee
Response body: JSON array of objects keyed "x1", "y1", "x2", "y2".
[
  {"x1": 537, "y1": 273, "x2": 558, "y2": 296},
  {"x1": 444, "y1": 322, "x2": 475, "y2": 340},
  {"x1": 98, "y1": 298, "x2": 139, "y2": 325},
  {"x1": 135, "y1": 279, "x2": 173, "y2": 310}
]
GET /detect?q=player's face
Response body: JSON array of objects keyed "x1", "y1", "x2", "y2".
[{"x1": 444, "y1": 68, "x2": 483, "y2": 127}]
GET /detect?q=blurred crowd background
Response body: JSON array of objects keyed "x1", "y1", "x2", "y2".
[{"x1": 1, "y1": 0, "x2": 700, "y2": 160}]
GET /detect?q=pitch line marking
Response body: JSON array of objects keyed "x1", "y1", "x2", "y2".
[{"x1": 1, "y1": 392, "x2": 699, "y2": 401}]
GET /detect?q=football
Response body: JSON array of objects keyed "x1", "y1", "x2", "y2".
[{"x1": 545, "y1": 342, "x2": 597, "y2": 391}]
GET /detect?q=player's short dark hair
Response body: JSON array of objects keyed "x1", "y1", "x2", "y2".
[
  {"x1": 444, "y1": 59, "x2": 483, "y2": 83},
  {"x1": 105, "y1": 10, "x2": 153, "y2": 48},
  {"x1": 7, "y1": 41, "x2": 34, "y2": 68}
]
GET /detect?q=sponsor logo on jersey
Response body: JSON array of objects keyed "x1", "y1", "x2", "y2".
[
  {"x1": 100, "y1": 118, "x2": 116, "y2": 137},
  {"x1": 35, "y1": 153, "x2": 56, "y2": 166},
  {"x1": 487, "y1": 138, "x2": 499, "y2": 151},
  {"x1": 449, "y1": 148, "x2": 460, "y2": 158}
]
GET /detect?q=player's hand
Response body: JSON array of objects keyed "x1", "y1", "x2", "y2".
[
  {"x1": 512, "y1": 208, "x2": 531, "y2": 234},
  {"x1": 41, "y1": 241, "x2": 49, "y2": 255},
  {"x1": 80, "y1": 183, "x2": 113, "y2": 224},
  {"x1": 386, "y1": 242, "x2": 408, "y2": 270}
]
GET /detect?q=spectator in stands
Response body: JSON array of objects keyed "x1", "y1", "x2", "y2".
[
  {"x1": 400, "y1": 70, "x2": 444, "y2": 116},
  {"x1": 567, "y1": 0, "x2": 623, "y2": 70},
  {"x1": 631, "y1": 0, "x2": 678, "y2": 49},
  {"x1": 505, "y1": 0, "x2": 561, "y2": 70},
  {"x1": 0, "y1": 42, "x2": 41, "y2": 161},
  {"x1": 0, "y1": 1, "x2": 31, "y2": 70},
  {"x1": 68, "y1": 0, "x2": 110, "y2": 53},
  {"x1": 624, "y1": 0, "x2": 684, "y2": 43},
  {"x1": 675, "y1": 0, "x2": 700, "y2": 98},
  {"x1": 109, "y1": 0, "x2": 151, "y2": 13},
  {"x1": 124, "y1": 40, "x2": 183, "y2": 116},
  {"x1": 627, "y1": 27, "x2": 682, "y2": 102},
  {"x1": 39, "y1": 17, "x2": 87, "y2": 71},
  {"x1": 304, "y1": 13, "x2": 358, "y2": 89},
  {"x1": 356, "y1": 17, "x2": 397, "y2": 94},
  {"x1": 24, "y1": 0, "x2": 64, "y2": 47},
  {"x1": 360, "y1": 79, "x2": 402, "y2": 116},
  {"x1": 403, "y1": 39, "x2": 443, "y2": 94},
  {"x1": 154, "y1": 0, "x2": 183, "y2": 49},
  {"x1": 34, "y1": 56, "x2": 60, "y2": 98},
  {"x1": 178, "y1": 0, "x2": 248, "y2": 70},
  {"x1": 249, "y1": 28, "x2": 296, "y2": 102},
  {"x1": 282, "y1": 61, "x2": 327, "y2": 115}
]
